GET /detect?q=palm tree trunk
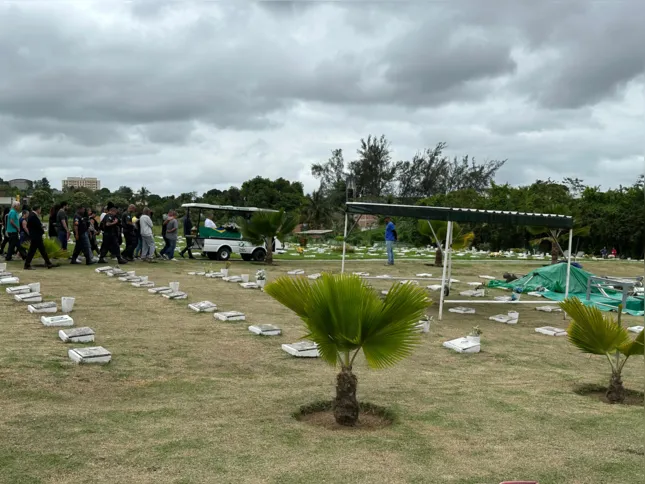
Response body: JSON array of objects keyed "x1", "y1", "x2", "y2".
[
  {"x1": 265, "y1": 237, "x2": 273, "y2": 265},
  {"x1": 434, "y1": 247, "x2": 443, "y2": 267},
  {"x1": 334, "y1": 366, "x2": 359, "y2": 426},
  {"x1": 550, "y1": 243, "x2": 558, "y2": 265},
  {"x1": 606, "y1": 371, "x2": 626, "y2": 404}
]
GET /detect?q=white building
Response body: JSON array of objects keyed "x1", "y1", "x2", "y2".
[{"x1": 62, "y1": 177, "x2": 101, "y2": 191}]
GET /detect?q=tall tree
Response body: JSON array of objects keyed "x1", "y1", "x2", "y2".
[
  {"x1": 349, "y1": 135, "x2": 396, "y2": 198},
  {"x1": 137, "y1": 186, "x2": 151, "y2": 205},
  {"x1": 33, "y1": 177, "x2": 52, "y2": 193}
]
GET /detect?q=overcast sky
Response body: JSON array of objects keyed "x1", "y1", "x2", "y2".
[{"x1": 0, "y1": 1, "x2": 643, "y2": 195}]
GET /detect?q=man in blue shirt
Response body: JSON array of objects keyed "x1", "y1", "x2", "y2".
[
  {"x1": 4, "y1": 201, "x2": 27, "y2": 261},
  {"x1": 384, "y1": 217, "x2": 397, "y2": 265}
]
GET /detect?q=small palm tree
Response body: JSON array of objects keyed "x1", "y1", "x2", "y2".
[
  {"x1": 240, "y1": 209, "x2": 298, "y2": 264},
  {"x1": 417, "y1": 220, "x2": 474, "y2": 266},
  {"x1": 527, "y1": 225, "x2": 590, "y2": 264},
  {"x1": 265, "y1": 273, "x2": 430, "y2": 425},
  {"x1": 22, "y1": 238, "x2": 69, "y2": 260},
  {"x1": 560, "y1": 298, "x2": 643, "y2": 404}
]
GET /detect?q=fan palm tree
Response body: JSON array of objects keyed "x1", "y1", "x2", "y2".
[
  {"x1": 560, "y1": 298, "x2": 643, "y2": 404},
  {"x1": 527, "y1": 225, "x2": 590, "y2": 264},
  {"x1": 265, "y1": 273, "x2": 430, "y2": 425},
  {"x1": 240, "y1": 209, "x2": 298, "y2": 264},
  {"x1": 417, "y1": 220, "x2": 474, "y2": 266}
]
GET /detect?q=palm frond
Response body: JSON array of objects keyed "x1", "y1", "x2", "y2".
[
  {"x1": 619, "y1": 329, "x2": 644, "y2": 357},
  {"x1": 560, "y1": 298, "x2": 630, "y2": 355}
]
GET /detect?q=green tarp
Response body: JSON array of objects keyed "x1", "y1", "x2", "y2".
[{"x1": 487, "y1": 264, "x2": 644, "y2": 316}]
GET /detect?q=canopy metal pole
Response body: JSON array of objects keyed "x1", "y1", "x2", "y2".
[
  {"x1": 564, "y1": 228, "x2": 573, "y2": 299},
  {"x1": 446, "y1": 222, "x2": 454, "y2": 289},
  {"x1": 438, "y1": 221, "x2": 452, "y2": 321},
  {"x1": 341, "y1": 212, "x2": 349, "y2": 273}
]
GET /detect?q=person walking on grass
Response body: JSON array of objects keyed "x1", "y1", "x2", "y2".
[
  {"x1": 5, "y1": 201, "x2": 27, "y2": 262},
  {"x1": 19, "y1": 209, "x2": 30, "y2": 245},
  {"x1": 161, "y1": 210, "x2": 178, "y2": 260},
  {"x1": 70, "y1": 206, "x2": 95, "y2": 266},
  {"x1": 56, "y1": 201, "x2": 70, "y2": 250},
  {"x1": 121, "y1": 204, "x2": 137, "y2": 261},
  {"x1": 23, "y1": 206, "x2": 54, "y2": 270},
  {"x1": 98, "y1": 203, "x2": 127, "y2": 264},
  {"x1": 384, "y1": 216, "x2": 397, "y2": 266},
  {"x1": 139, "y1": 208, "x2": 155, "y2": 262},
  {"x1": 179, "y1": 211, "x2": 195, "y2": 259}
]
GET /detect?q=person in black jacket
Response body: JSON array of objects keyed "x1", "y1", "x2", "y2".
[
  {"x1": 121, "y1": 204, "x2": 137, "y2": 261},
  {"x1": 0, "y1": 207, "x2": 9, "y2": 255},
  {"x1": 70, "y1": 206, "x2": 95, "y2": 266},
  {"x1": 98, "y1": 202, "x2": 127, "y2": 264},
  {"x1": 23, "y1": 206, "x2": 54, "y2": 270}
]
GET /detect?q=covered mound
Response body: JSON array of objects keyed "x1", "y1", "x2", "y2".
[{"x1": 488, "y1": 264, "x2": 644, "y2": 316}]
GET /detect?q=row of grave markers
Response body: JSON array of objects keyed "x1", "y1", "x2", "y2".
[{"x1": 0, "y1": 263, "x2": 111, "y2": 365}]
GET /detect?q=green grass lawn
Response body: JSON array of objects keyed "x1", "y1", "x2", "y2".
[{"x1": 0, "y1": 258, "x2": 643, "y2": 483}]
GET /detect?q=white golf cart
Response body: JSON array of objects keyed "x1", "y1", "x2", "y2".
[{"x1": 180, "y1": 203, "x2": 282, "y2": 262}]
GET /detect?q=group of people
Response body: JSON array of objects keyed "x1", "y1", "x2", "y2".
[{"x1": 0, "y1": 201, "x2": 198, "y2": 270}]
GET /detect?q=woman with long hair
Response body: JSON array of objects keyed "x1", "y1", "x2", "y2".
[{"x1": 48, "y1": 204, "x2": 59, "y2": 239}]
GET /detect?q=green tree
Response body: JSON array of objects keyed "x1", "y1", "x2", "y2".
[
  {"x1": 33, "y1": 177, "x2": 52, "y2": 193},
  {"x1": 302, "y1": 190, "x2": 332, "y2": 229},
  {"x1": 561, "y1": 298, "x2": 643, "y2": 404},
  {"x1": 114, "y1": 186, "x2": 134, "y2": 202},
  {"x1": 137, "y1": 186, "x2": 151, "y2": 205},
  {"x1": 240, "y1": 177, "x2": 304, "y2": 211},
  {"x1": 240, "y1": 209, "x2": 298, "y2": 264},
  {"x1": 69, "y1": 192, "x2": 95, "y2": 211},
  {"x1": 349, "y1": 134, "x2": 396, "y2": 198},
  {"x1": 417, "y1": 220, "x2": 474, "y2": 266},
  {"x1": 29, "y1": 190, "x2": 54, "y2": 213},
  {"x1": 265, "y1": 274, "x2": 429, "y2": 426}
]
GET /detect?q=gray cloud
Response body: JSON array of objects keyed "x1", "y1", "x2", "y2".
[{"x1": 0, "y1": 1, "x2": 642, "y2": 194}]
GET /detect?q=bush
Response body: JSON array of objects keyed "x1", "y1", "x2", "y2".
[{"x1": 332, "y1": 245, "x2": 355, "y2": 253}]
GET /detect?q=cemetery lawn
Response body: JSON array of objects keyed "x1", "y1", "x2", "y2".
[{"x1": 0, "y1": 258, "x2": 643, "y2": 484}]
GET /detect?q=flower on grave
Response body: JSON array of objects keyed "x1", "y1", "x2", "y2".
[
  {"x1": 296, "y1": 246, "x2": 304, "y2": 255},
  {"x1": 256, "y1": 269, "x2": 266, "y2": 281}
]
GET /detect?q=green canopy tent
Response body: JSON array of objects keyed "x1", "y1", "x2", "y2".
[
  {"x1": 343, "y1": 202, "x2": 575, "y2": 320},
  {"x1": 488, "y1": 264, "x2": 644, "y2": 316}
]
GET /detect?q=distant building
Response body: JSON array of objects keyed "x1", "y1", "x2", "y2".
[
  {"x1": 62, "y1": 177, "x2": 101, "y2": 191},
  {"x1": 8, "y1": 178, "x2": 32, "y2": 191}
]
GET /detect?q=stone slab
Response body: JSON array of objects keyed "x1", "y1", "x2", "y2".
[
  {"x1": 415, "y1": 273, "x2": 433, "y2": 278},
  {"x1": 352, "y1": 272, "x2": 369, "y2": 276},
  {"x1": 41, "y1": 315, "x2": 74, "y2": 327},
  {"x1": 627, "y1": 325, "x2": 644, "y2": 334},
  {"x1": 536, "y1": 306, "x2": 562, "y2": 313},
  {"x1": 239, "y1": 282, "x2": 259, "y2": 289},
  {"x1": 535, "y1": 326, "x2": 567, "y2": 336},
  {"x1": 460, "y1": 289, "x2": 485, "y2": 297},
  {"x1": 118, "y1": 276, "x2": 141, "y2": 282},
  {"x1": 527, "y1": 291, "x2": 546, "y2": 298},
  {"x1": 94, "y1": 266, "x2": 113, "y2": 273},
  {"x1": 59, "y1": 326, "x2": 95, "y2": 342},
  {"x1": 132, "y1": 281, "x2": 155, "y2": 288},
  {"x1": 427, "y1": 284, "x2": 443, "y2": 291},
  {"x1": 479, "y1": 275, "x2": 495, "y2": 280},
  {"x1": 248, "y1": 324, "x2": 281, "y2": 336},
  {"x1": 6, "y1": 285, "x2": 31, "y2": 295},
  {"x1": 287, "y1": 269, "x2": 305, "y2": 275},
  {"x1": 188, "y1": 301, "x2": 218, "y2": 312},
  {"x1": 68, "y1": 346, "x2": 111, "y2": 364},
  {"x1": 449, "y1": 307, "x2": 476, "y2": 314},
  {"x1": 214, "y1": 311, "x2": 245, "y2": 321},
  {"x1": 281, "y1": 341, "x2": 319, "y2": 357},
  {"x1": 28, "y1": 302, "x2": 57, "y2": 313},
  {"x1": 489, "y1": 312, "x2": 519, "y2": 325},
  {"x1": 148, "y1": 287, "x2": 173, "y2": 294},
  {"x1": 307, "y1": 273, "x2": 322, "y2": 280},
  {"x1": 222, "y1": 276, "x2": 243, "y2": 283},
  {"x1": 443, "y1": 337, "x2": 480, "y2": 354},
  {"x1": 0, "y1": 271, "x2": 13, "y2": 278},
  {"x1": 467, "y1": 282, "x2": 484, "y2": 287},
  {"x1": 205, "y1": 272, "x2": 224, "y2": 278},
  {"x1": 0, "y1": 277, "x2": 19, "y2": 285},
  {"x1": 162, "y1": 291, "x2": 187, "y2": 299},
  {"x1": 14, "y1": 293, "x2": 42, "y2": 303}
]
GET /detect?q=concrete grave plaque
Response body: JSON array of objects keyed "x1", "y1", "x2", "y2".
[
  {"x1": 106, "y1": 270, "x2": 127, "y2": 277},
  {"x1": 416, "y1": 273, "x2": 433, "y2": 278},
  {"x1": 287, "y1": 269, "x2": 305, "y2": 275},
  {"x1": 68, "y1": 346, "x2": 112, "y2": 364},
  {"x1": 95, "y1": 266, "x2": 113, "y2": 273},
  {"x1": 148, "y1": 287, "x2": 173, "y2": 294},
  {"x1": 536, "y1": 306, "x2": 561, "y2": 313},
  {"x1": 479, "y1": 275, "x2": 495, "y2": 280},
  {"x1": 427, "y1": 284, "x2": 443, "y2": 291},
  {"x1": 132, "y1": 281, "x2": 155, "y2": 288},
  {"x1": 222, "y1": 276, "x2": 243, "y2": 283},
  {"x1": 41, "y1": 314, "x2": 74, "y2": 327},
  {"x1": 59, "y1": 326, "x2": 95, "y2": 342},
  {"x1": 494, "y1": 295, "x2": 515, "y2": 302},
  {"x1": 0, "y1": 271, "x2": 14, "y2": 278},
  {"x1": 535, "y1": 326, "x2": 567, "y2": 336},
  {"x1": 449, "y1": 307, "x2": 476, "y2": 315},
  {"x1": 399, "y1": 280, "x2": 419, "y2": 285},
  {"x1": 467, "y1": 282, "x2": 484, "y2": 287},
  {"x1": 628, "y1": 325, "x2": 644, "y2": 334},
  {"x1": 14, "y1": 292, "x2": 42, "y2": 303},
  {"x1": 376, "y1": 274, "x2": 392, "y2": 279},
  {"x1": 527, "y1": 291, "x2": 546, "y2": 298},
  {"x1": 118, "y1": 276, "x2": 141, "y2": 282},
  {"x1": 0, "y1": 277, "x2": 19, "y2": 285},
  {"x1": 443, "y1": 337, "x2": 481, "y2": 354},
  {"x1": 28, "y1": 302, "x2": 57, "y2": 313},
  {"x1": 460, "y1": 289, "x2": 485, "y2": 297},
  {"x1": 248, "y1": 324, "x2": 281, "y2": 336},
  {"x1": 282, "y1": 340, "x2": 320, "y2": 357},
  {"x1": 195, "y1": 272, "x2": 206, "y2": 276},
  {"x1": 214, "y1": 311, "x2": 245, "y2": 321},
  {"x1": 307, "y1": 273, "x2": 322, "y2": 280},
  {"x1": 381, "y1": 290, "x2": 389, "y2": 296},
  {"x1": 205, "y1": 272, "x2": 224, "y2": 278},
  {"x1": 353, "y1": 272, "x2": 370, "y2": 276},
  {"x1": 6, "y1": 285, "x2": 32, "y2": 295},
  {"x1": 239, "y1": 282, "x2": 259, "y2": 289},
  {"x1": 188, "y1": 301, "x2": 218, "y2": 312},
  {"x1": 415, "y1": 319, "x2": 431, "y2": 333},
  {"x1": 162, "y1": 291, "x2": 187, "y2": 299},
  {"x1": 489, "y1": 311, "x2": 519, "y2": 325}
]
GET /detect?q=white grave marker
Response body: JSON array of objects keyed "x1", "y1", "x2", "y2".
[
  {"x1": 68, "y1": 346, "x2": 112, "y2": 364},
  {"x1": 28, "y1": 302, "x2": 57, "y2": 313},
  {"x1": 248, "y1": 324, "x2": 281, "y2": 336},
  {"x1": 416, "y1": 273, "x2": 433, "y2": 278},
  {"x1": 479, "y1": 275, "x2": 495, "y2": 280},
  {"x1": 282, "y1": 341, "x2": 320, "y2": 357},
  {"x1": 214, "y1": 311, "x2": 246, "y2": 321},
  {"x1": 222, "y1": 276, "x2": 243, "y2": 283},
  {"x1": 188, "y1": 301, "x2": 218, "y2": 312},
  {"x1": 308, "y1": 273, "x2": 322, "y2": 280},
  {"x1": 0, "y1": 277, "x2": 19, "y2": 285},
  {"x1": 6, "y1": 285, "x2": 32, "y2": 295},
  {"x1": 239, "y1": 282, "x2": 259, "y2": 289},
  {"x1": 627, "y1": 325, "x2": 644, "y2": 334},
  {"x1": 536, "y1": 306, "x2": 562, "y2": 313},
  {"x1": 443, "y1": 337, "x2": 481, "y2": 353},
  {"x1": 118, "y1": 276, "x2": 141, "y2": 282},
  {"x1": 14, "y1": 292, "x2": 42, "y2": 303},
  {"x1": 59, "y1": 326, "x2": 95, "y2": 343},
  {"x1": 287, "y1": 269, "x2": 305, "y2": 275},
  {"x1": 94, "y1": 266, "x2": 113, "y2": 273},
  {"x1": 148, "y1": 287, "x2": 173, "y2": 294},
  {"x1": 132, "y1": 281, "x2": 155, "y2": 288},
  {"x1": 162, "y1": 291, "x2": 187, "y2": 300},
  {"x1": 41, "y1": 315, "x2": 74, "y2": 327},
  {"x1": 489, "y1": 311, "x2": 520, "y2": 325},
  {"x1": 460, "y1": 289, "x2": 486, "y2": 297},
  {"x1": 535, "y1": 326, "x2": 567, "y2": 336},
  {"x1": 449, "y1": 307, "x2": 476, "y2": 315}
]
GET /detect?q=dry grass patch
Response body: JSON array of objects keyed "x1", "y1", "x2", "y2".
[{"x1": 0, "y1": 257, "x2": 643, "y2": 483}]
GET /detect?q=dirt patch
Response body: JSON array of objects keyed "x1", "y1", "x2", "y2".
[
  {"x1": 574, "y1": 383, "x2": 644, "y2": 406},
  {"x1": 294, "y1": 400, "x2": 394, "y2": 430}
]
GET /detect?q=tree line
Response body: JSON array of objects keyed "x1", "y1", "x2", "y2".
[{"x1": 2, "y1": 135, "x2": 643, "y2": 258}]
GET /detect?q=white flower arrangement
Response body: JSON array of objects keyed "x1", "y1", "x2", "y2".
[{"x1": 256, "y1": 269, "x2": 267, "y2": 281}]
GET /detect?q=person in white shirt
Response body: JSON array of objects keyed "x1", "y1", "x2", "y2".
[
  {"x1": 204, "y1": 215, "x2": 216, "y2": 229},
  {"x1": 99, "y1": 207, "x2": 108, "y2": 223},
  {"x1": 139, "y1": 208, "x2": 155, "y2": 261}
]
